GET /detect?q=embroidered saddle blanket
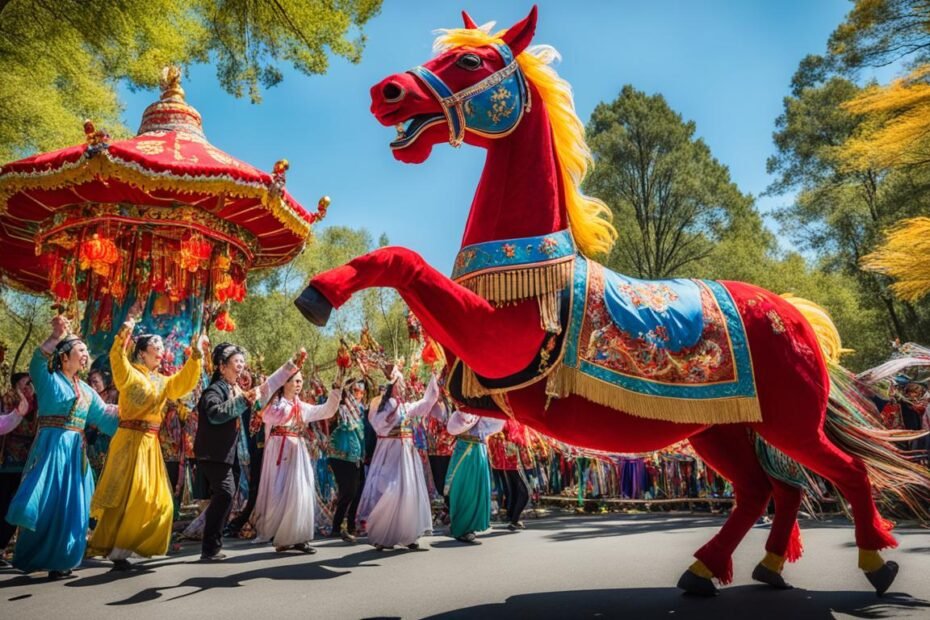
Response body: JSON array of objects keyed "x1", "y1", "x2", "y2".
[
  {"x1": 447, "y1": 230, "x2": 760, "y2": 424},
  {"x1": 551, "y1": 257, "x2": 761, "y2": 423}
]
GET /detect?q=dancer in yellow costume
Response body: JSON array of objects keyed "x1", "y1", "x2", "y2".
[{"x1": 89, "y1": 312, "x2": 207, "y2": 570}]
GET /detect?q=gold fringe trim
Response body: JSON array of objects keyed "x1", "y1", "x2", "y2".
[
  {"x1": 456, "y1": 258, "x2": 573, "y2": 333},
  {"x1": 455, "y1": 365, "x2": 516, "y2": 420},
  {"x1": 545, "y1": 364, "x2": 763, "y2": 424},
  {"x1": 461, "y1": 364, "x2": 491, "y2": 398},
  {"x1": 0, "y1": 151, "x2": 313, "y2": 240}
]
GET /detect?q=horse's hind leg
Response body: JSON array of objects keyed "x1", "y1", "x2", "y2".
[
  {"x1": 752, "y1": 478, "x2": 804, "y2": 589},
  {"x1": 678, "y1": 424, "x2": 772, "y2": 596},
  {"x1": 757, "y1": 423, "x2": 899, "y2": 594}
]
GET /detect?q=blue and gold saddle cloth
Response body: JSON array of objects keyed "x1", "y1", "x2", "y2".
[
  {"x1": 449, "y1": 231, "x2": 761, "y2": 424},
  {"x1": 551, "y1": 257, "x2": 761, "y2": 424}
]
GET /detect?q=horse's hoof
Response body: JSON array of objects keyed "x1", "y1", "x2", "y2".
[
  {"x1": 751, "y1": 563, "x2": 793, "y2": 589},
  {"x1": 866, "y1": 561, "x2": 898, "y2": 596},
  {"x1": 677, "y1": 569, "x2": 718, "y2": 597},
  {"x1": 294, "y1": 285, "x2": 332, "y2": 327}
]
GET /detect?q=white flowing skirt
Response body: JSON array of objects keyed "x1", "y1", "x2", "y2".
[
  {"x1": 358, "y1": 437, "x2": 432, "y2": 547},
  {"x1": 253, "y1": 435, "x2": 316, "y2": 546}
]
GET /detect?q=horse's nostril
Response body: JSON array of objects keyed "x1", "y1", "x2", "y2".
[{"x1": 382, "y1": 82, "x2": 405, "y2": 103}]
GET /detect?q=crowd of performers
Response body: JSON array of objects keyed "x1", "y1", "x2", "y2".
[{"x1": 1, "y1": 315, "x2": 928, "y2": 579}]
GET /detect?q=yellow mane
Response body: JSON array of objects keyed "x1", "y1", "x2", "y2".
[{"x1": 435, "y1": 26, "x2": 617, "y2": 258}]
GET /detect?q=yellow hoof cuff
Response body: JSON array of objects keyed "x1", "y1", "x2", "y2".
[
  {"x1": 761, "y1": 552, "x2": 786, "y2": 574},
  {"x1": 858, "y1": 549, "x2": 884, "y2": 573},
  {"x1": 689, "y1": 559, "x2": 714, "y2": 580}
]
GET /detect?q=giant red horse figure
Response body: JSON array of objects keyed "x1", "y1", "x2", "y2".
[{"x1": 296, "y1": 7, "x2": 926, "y2": 596}]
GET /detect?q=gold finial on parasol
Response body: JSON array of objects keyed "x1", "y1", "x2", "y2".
[{"x1": 159, "y1": 66, "x2": 185, "y2": 101}]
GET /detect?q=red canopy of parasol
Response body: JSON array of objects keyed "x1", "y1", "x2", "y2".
[{"x1": 0, "y1": 67, "x2": 324, "y2": 293}]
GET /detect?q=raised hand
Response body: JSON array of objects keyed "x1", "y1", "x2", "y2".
[
  {"x1": 293, "y1": 347, "x2": 308, "y2": 368},
  {"x1": 333, "y1": 363, "x2": 346, "y2": 390},
  {"x1": 14, "y1": 390, "x2": 28, "y2": 416},
  {"x1": 50, "y1": 314, "x2": 70, "y2": 340},
  {"x1": 198, "y1": 333, "x2": 211, "y2": 358}
]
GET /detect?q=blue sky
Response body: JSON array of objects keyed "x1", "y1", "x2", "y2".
[{"x1": 119, "y1": 0, "x2": 878, "y2": 272}]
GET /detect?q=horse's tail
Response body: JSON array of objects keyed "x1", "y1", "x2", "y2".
[{"x1": 782, "y1": 294, "x2": 930, "y2": 524}]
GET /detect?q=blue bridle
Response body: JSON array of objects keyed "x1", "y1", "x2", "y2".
[{"x1": 408, "y1": 43, "x2": 531, "y2": 147}]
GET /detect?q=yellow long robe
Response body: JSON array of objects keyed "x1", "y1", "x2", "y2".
[{"x1": 88, "y1": 329, "x2": 202, "y2": 558}]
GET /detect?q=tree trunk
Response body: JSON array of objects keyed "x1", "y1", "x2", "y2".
[{"x1": 11, "y1": 318, "x2": 34, "y2": 374}]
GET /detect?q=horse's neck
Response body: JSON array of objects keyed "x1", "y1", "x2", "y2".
[{"x1": 461, "y1": 100, "x2": 566, "y2": 247}]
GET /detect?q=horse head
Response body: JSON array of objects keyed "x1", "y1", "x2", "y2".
[{"x1": 370, "y1": 7, "x2": 538, "y2": 164}]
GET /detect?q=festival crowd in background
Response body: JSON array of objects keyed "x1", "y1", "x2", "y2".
[{"x1": 0, "y1": 314, "x2": 927, "y2": 578}]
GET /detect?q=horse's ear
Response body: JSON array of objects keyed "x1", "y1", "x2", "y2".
[
  {"x1": 502, "y1": 5, "x2": 538, "y2": 56},
  {"x1": 461, "y1": 10, "x2": 478, "y2": 29}
]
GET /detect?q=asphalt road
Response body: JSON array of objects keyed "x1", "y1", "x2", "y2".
[{"x1": 1, "y1": 513, "x2": 928, "y2": 619}]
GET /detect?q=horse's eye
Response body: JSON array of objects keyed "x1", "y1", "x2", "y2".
[{"x1": 456, "y1": 53, "x2": 483, "y2": 71}]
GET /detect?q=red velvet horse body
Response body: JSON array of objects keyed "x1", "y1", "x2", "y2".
[{"x1": 301, "y1": 7, "x2": 902, "y2": 594}]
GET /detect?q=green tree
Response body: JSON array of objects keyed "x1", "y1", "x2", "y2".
[
  {"x1": 585, "y1": 85, "x2": 754, "y2": 280},
  {"x1": 0, "y1": 0, "x2": 381, "y2": 162},
  {"x1": 222, "y1": 225, "x2": 409, "y2": 383},
  {"x1": 827, "y1": 0, "x2": 930, "y2": 71},
  {"x1": 766, "y1": 75, "x2": 930, "y2": 351}
]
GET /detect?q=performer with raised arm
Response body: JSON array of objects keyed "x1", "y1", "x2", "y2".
[
  {"x1": 252, "y1": 352, "x2": 343, "y2": 553},
  {"x1": 358, "y1": 366, "x2": 441, "y2": 550},
  {"x1": 194, "y1": 344, "x2": 297, "y2": 561},
  {"x1": 88, "y1": 309, "x2": 208, "y2": 570},
  {"x1": 445, "y1": 411, "x2": 505, "y2": 544},
  {"x1": 5, "y1": 315, "x2": 119, "y2": 578}
]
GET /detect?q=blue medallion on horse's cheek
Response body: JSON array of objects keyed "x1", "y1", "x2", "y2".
[{"x1": 461, "y1": 44, "x2": 527, "y2": 137}]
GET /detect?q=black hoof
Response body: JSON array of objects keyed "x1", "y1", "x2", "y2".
[
  {"x1": 751, "y1": 563, "x2": 793, "y2": 589},
  {"x1": 294, "y1": 285, "x2": 333, "y2": 327},
  {"x1": 866, "y1": 561, "x2": 899, "y2": 596},
  {"x1": 677, "y1": 569, "x2": 718, "y2": 597}
]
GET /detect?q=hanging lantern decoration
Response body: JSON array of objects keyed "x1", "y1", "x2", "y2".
[
  {"x1": 178, "y1": 232, "x2": 212, "y2": 273},
  {"x1": 214, "y1": 308, "x2": 237, "y2": 332},
  {"x1": 78, "y1": 232, "x2": 119, "y2": 277}
]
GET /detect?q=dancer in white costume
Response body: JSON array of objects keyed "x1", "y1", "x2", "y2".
[
  {"x1": 358, "y1": 368, "x2": 441, "y2": 550},
  {"x1": 252, "y1": 357, "x2": 344, "y2": 553}
]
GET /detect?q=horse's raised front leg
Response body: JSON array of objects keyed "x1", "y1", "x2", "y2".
[{"x1": 296, "y1": 246, "x2": 546, "y2": 377}]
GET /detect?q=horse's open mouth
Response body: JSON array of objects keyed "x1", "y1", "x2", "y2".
[{"x1": 390, "y1": 113, "x2": 445, "y2": 149}]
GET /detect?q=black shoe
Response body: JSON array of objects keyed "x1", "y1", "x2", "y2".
[
  {"x1": 751, "y1": 563, "x2": 792, "y2": 589},
  {"x1": 293, "y1": 543, "x2": 317, "y2": 554},
  {"x1": 223, "y1": 527, "x2": 240, "y2": 539},
  {"x1": 866, "y1": 561, "x2": 899, "y2": 596},
  {"x1": 48, "y1": 569, "x2": 74, "y2": 580},
  {"x1": 455, "y1": 533, "x2": 481, "y2": 545},
  {"x1": 0, "y1": 558, "x2": 10, "y2": 568},
  {"x1": 677, "y1": 569, "x2": 718, "y2": 597},
  {"x1": 407, "y1": 542, "x2": 422, "y2": 550},
  {"x1": 199, "y1": 552, "x2": 227, "y2": 562},
  {"x1": 294, "y1": 285, "x2": 333, "y2": 327},
  {"x1": 111, "y1": 559, "x2": 132, "y2": 572}
]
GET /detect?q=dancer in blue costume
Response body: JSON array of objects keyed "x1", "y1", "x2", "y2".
[
  {"x1": 445, "y1": 411, "x2": 504, "y2": 544},
  {"x1": 5, "y1": 315, "x2": 118, "y2": 578}
]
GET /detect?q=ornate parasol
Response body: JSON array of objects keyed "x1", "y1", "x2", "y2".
[{"x1": 0, "y1": 67, "x2": 328, "y2": 365}]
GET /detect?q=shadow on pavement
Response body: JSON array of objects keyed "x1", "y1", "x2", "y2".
[
  {"x1": 89, "y1": 548, "x2": 393, "y2": 605},
  {"x1": 423, "y1": 587, "x2": 930, "y2": 620}
]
